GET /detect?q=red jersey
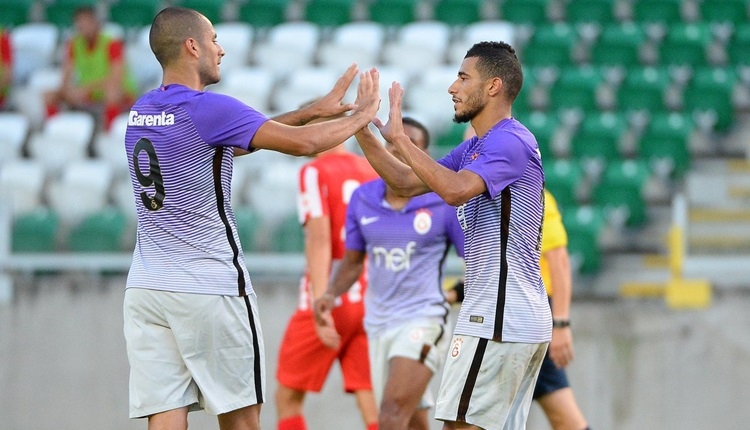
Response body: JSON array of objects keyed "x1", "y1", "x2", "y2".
[{"x1": 295, "y1": 152, "x2": 377, "y2": 311}]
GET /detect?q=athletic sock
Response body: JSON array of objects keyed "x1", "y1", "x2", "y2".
[
  {"x1": 367, "y1": 423, "x2": 379, "y2": 430},
  {"x1": 278, "y1": 415, "x2": 307, "y2": 430}
]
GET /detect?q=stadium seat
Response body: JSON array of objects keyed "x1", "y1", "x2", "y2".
[
  {"x1": 592, "y1": 159, "x2": 650, "y2": 226},
  {"x1": 616, "y1": 66, "x2": 670, "y2": 113},
  {"x1": 521, "y1": 23, "x2": 577, "y2": 68},
  {"x1": 318, "y1": 21, "x2": 386, "y2": 70},
  {"x1": 27, "y1": 111, "x2": 96, "y2": 174},
  {"x1": 211, "y1": 66, "x2": 276, "y2": 112},
  {"x1": 0, "y1": 0, "x2": 34, "y2": 27},
  {"x1": 638, "y1": 112, "x2": 694, "y2": 178},
  {"x1": 434, "y1": 122, "x2": 468, "y2": 151},
  {"x1": 177, "y1": 0, "x2": 225, "y2": 23},
  {"x1": 381, "y1": 21, "x2": 451, "y2": 73},
  {"x1": 46, "y1": 159, "x2": 114, "y2": 226},
  {"x1": 238, "y1": 0, "x2": 289, "y2": 28},
  {"x1": 591, "y1": 23, "x2": 646, "y2": 68},
  {"x1": 571, "y1": 111, "x2": 627, "y2": 166},
  {"x1": 271, "y1": 67, "x2": 339, "y2": 113},
  {"x1": 234, "y1": 205, "x2": 262, "y2": 252},
  {"x1": 682, "y1": 66, "x2": 737, "y2": 131},
  {"x1": 522, "y1": 111, "x2": 560, "y2": 162},
  {"x1": 67, "y1": 207, "x2": 128, "y2": 252},
  {"x1": 125, "y1": 26, "x2": 162, "y2": 93},
  {"x1": 562, "y1": 205, "x2": 606, "y2": 273},
  {"x1": 659, "y1": 23, "x2": 712, "y2": 67},
  {"x1": 727, "y1": 22, "x2": 750, "y2": 66},
  {"x1": 44, "y1": 0, "x2": 98, "y2": 28},
  {"x1": 111, "y1": 175, "x2": 137, "y2": 223},
  {"x1": 404, "y1": 66, "x2": 458, "y2": 134},
  {"x1": 549, "y1": 66, "x2": 604, "y2": 113},
  {"x1": 565, "y1": 0, "x2": 617, "y2": 25},
  {"x1": 698, "y1": 0, "x2": 748, "y2": 26},
  {"x1": 433, "y1": 0, "x2": 484, "y2": 26},
  {"x1": 499, "y1": 0, "x2": 550, "y2": 25},
  {"x1": 271, "y1": 213, "x2": 304, "y2": 253},
  {"x1": 0, "y1": 159, "x2": 46, "y2": 216},
  {"x1": 12, "y1": 208, "x2": 60, "y2": 253},
  {"x1": 252, "y1": 22, "x2": 320, "y2": 75},
  {"x1": 0, "y1": 113, "x2": 30, "y2": 164},
  {"x1": 10, "y1": 23, "x2": 59, "y2": 85},
  {"x1": 13, "y1": 67, "x2": 63, "y2": 129},
  {"x1": 214, "y1": 22, "x2": 254, "y2": 73},
  {"x1": 631, "y1": 0, "x2": 684, "y2": 25},
  {"x1": 368, "y1": 0, "x2": 416, "y2": 26},
  {"x1": 244, "y1": 156, "x2": 301, "y2": 225},
  {"x1": 108, "y1": 0, "x2": 161, "y2": 29},
  {"x1": 448, "y1": 21, "x2": 516, "y2": 66},
  {"x1": 92, "y1": 112, "x2": 130, "y2": 177},
  {"x1": 544, "y1": 158, "x2": 584, "y2": 212},
  {"x1": 304, "y1": 0, "x2": 356, "y2": 27}
]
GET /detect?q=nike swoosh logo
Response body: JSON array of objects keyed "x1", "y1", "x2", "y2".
[{"x1": 360, "y1": 216, "x2": 379, "y2": 226}]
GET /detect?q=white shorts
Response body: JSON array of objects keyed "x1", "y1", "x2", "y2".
[
  {"x1": 368, "y1": 318, "x2": 448, "y2": 409},
  {"x1": 123, "y1": 288, "x2": 266, "y2": 418},
  {"x1": 434, "y1": 335, "x2": 547, "y2": 430}
]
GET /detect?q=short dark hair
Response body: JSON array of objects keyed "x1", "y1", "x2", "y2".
[
  {"x1": 149, "y1": 7, "x2": 206, "y2": 67},
  {"x1": 74, "y1": 5, "x2": 98, "y2": 20},
  {"x1": 402, "y1": 116, "x2": 430, "y2": 149},
  {"x1": 464, "y1": 41, "x2": 523, "y2": 103}
]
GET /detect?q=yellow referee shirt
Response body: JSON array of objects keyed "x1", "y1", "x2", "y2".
[{"x1": 540, "y1": 190, "x2": 568, "y2": 296}]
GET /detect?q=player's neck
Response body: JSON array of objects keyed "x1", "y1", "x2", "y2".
[
  {"x1": 161, "y1": 67, "x2": 205, "y2": 92},
  {"x1": 471, "y1": 102, "x2": 512, "y2": 138},
  {"x1": 384, "y1": 186, "x2": 410, "y2": 211}
]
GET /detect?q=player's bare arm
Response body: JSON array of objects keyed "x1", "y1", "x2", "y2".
[
  {"x1": 313, "y1": 249, "x2": 366, "y2": 326},
  {"x1": 376, "y1": 82, "x2": 487, "y2": 206},
  {"x1": 545, "y1": 246, "x2": 575, "y2": 368},
  {"x1": 251, "y1": 68, "x2": 380, "y2": 156}
]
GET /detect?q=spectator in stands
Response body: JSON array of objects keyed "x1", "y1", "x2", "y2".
[
  {"x1": 275, "y1": 103, "x2": 379, "y2": 430},
  {"x1": 44, "y1": 6, "x2": 137, "y2": 129},
  {"x1": 314, "y1": 117, "x2": 465, "y2": 430},
  {"x1": 0, "y1": 27, "x2": 12, "y2": 109},
  {"x1": 122, "y1": 6, "x2": 381, "y2": 430},
  {"x1": 355, "y1": 41, "x2": 550, "y2": 429}
]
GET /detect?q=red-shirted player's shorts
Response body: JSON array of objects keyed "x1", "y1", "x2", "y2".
[{"x1": 276, "y1": 302, "x2": 371, "y2": 393}]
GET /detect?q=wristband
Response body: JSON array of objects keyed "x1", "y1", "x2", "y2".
[{"x1": 552, "y1": 319, "x2": 570, "y2": 328}]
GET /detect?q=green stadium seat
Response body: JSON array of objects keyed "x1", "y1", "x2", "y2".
[
  {"x1": 68, "y1": 207, "x2": 128, "y2": 252},
  {"x1": 234, "y1": 206, "x2": 262, "y2": 252},
  {"x1": 0, "y1": 0, "x2": 34, "y2": 27},
  {"x1": 699, "y1": 0, "x2": 748, "y2": 25},
  {"x1": 434, "y1": 0, "x2": 483, "y2": 26},
  {"x1": 638, "y1": 112, "x2": 693, "y2": 177},
  {"x1": 544, "y1": 159, "x2": 584, "y2": 212},
  {"x1": 659, "y1": 23, "x2": 712, "y2": 67},
  {"x1": 565, "y1": 0, "x2": 617, "y2": 24},
  {"x1": 500, "y1": 0, "x2": 550, "y2": 25},
  {"x1": 591, "y1": 23, "x2": 646, "y2": 68},
  {"x1": 238, "y1": 0, "x2": 289, "y2": 28},
  {"x1": 592, "y1": 159, "x2": 650, "y2": 226},
  {"x1": 108, "y1": 0, "x2": 161, "y2": 29},
  {"x1": 271, "y1": 214, "x2": 305, "y2": 253},
  {"x1": 549, "y1": 66, "x2": 604, "y2": 112},
  {"x1": 631, "y1": 0, "x2": 683, "y2": 24},
  {"x1": 521, "y1": 23, "x2": 577, "y2": 68},
  {"x1": 368, "y1": 0, "x2": 416, "y2": 26},
  {"x1": 178, "y1": 0, "x2": 225, "y2": 23},
  {"x1": 12, "y1": 209, "x2": 60, "y2": 253},
  {"x1": 571, "y1": 111, "x2": 627, "y2": 164},
  {"x1": 562, "y1": 205, "x2": 606, "y2": 273},
  {"x1": 44, "y1": 0, "x2": 98, "y2": 28},
  {"x1": 727, "y1": 23, "x2": 750, "y2": 66},
  {"x1": 616, "y1": 66, "x2": 670, "y2": 112},
  {"x1": 435, "y1": 122, "x2": 468, "y2": 149},
  {"x1": 513, "y1": 66, "x2": 537, "y2": 114},
  {"x1": 522, "y1": 111, "x2": 559, "y2": 162},
  {"x1": 304, "y1": 0, "x2": 356, "y2": 27},
  {"x1": 683, "y1": 66, "x2": 737, "y2": 131}
]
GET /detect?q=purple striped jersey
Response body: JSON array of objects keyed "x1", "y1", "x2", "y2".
[
  {"x1": 345, "y1": 179, "x2": 465, "y2": 336},
  {"x1": 124, "y1": 84, "x2": 269, "y2": 296},
  {"x1": 438, "y1": 118, "x2": 551, "y2": 343}
]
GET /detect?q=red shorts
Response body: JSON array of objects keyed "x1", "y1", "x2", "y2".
[{"x1": 276, "y1": 302, "x2": 371, "y2": 393}]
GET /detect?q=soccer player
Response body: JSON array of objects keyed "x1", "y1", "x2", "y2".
[
  {"x1": 275, "y1": 110, "x2": 379, "y2": 430},
  {"x1": 314, "y1": 117, "x2": 465, "y2": 430},
  {"x1": 0, "y1": 27, "x2": 12, "y2": 109},
  {"x1": 122, "y1": 7, "x2": 380, "y2": 430},
  {"x1": 355, "y1": 41, "x2": 551, "y2": 430}
]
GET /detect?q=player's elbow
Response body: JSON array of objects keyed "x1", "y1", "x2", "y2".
[{"x1": 443, "y1": 190, "x2": 472, "y2": 206}]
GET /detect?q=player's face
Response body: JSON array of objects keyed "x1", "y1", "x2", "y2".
[
  {"x1": 385, "y1": 124, "x2": 428, "y2": 162},
  {"x1": 448, "y1": 57, "x2": 487, "y2": 124},
  {"x1": 74, "y1": 11, "x2": 99, "y2": 41},
  {"x1": 197, "y1": 19, "x2": 225, "y2": 87}
]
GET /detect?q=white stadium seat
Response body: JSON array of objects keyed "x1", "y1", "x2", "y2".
[
  {"x1": 12, "y1": 67, "x2": 63, "y2": 129},
  {"x1": 381, "y1": 21, "x2": 451, "y2": 72},
  {"x1": 10, "y1": 23, "x2": 59, "y2": 85},
  {"x1": 448, "y1": 21, "x2": 516, "y2": 66},
  {"x1": 272, "y1": 67, "x2": 339, "y2": 112},
  {"x1": 0, "y1": 159, "x2": 46, "y2": 216},
  {"x1": 27, "y1": 111, "x2": 96, "y2": 173},
  {"x1": 46, "y1": 159, "x2": 114, "y2": 225},
  {"x1": 214, "y1": 22, "x2": 254, "y2": 74},
  {"x1": 211, "y1": 66, "x2": 276, "y2": 112},
  {"x1": 0, "y1": 113, "x2": 30, "y2": 164},
  {"x1": 92, "y1": 112, "x2": 130, "y2": 177},
  {"x1": 317, "y1": 21, "x2": 386, "y2": 70},
  {"x1": 253, "y1": 22, "x2": 320, "y2": 75}
]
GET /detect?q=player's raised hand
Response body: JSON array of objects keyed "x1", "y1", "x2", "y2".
[
  {"x1": 308, "y1": 64, "x2": 359, "y2": 118},
  {"x1": 372, "y1": 81, "x2": 407, "y2": 144},
  {"x1": 352, "y1": 68, "x2": 381, "y2": 120}
]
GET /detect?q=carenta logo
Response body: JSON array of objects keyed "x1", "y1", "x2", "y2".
[{"x1": 128, "y1": 110, "x2": 176, "y2": 126}]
